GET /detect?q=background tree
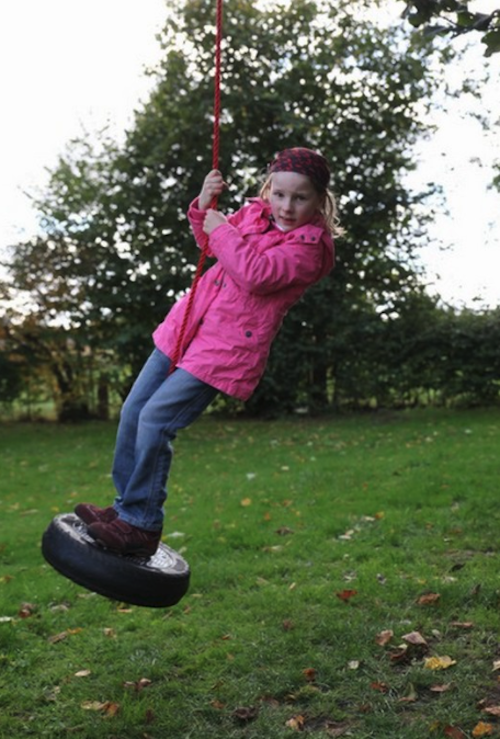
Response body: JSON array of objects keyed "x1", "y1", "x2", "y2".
[
  {"x1": 403, "y1": 0, "x2": 500, "y2": 55},
  {"x1": 3, "y1": 0, "x2": 467, "y2": 416}
]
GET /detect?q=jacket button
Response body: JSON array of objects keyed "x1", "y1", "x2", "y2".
[
  {"x1": 245, "y1": 330, "x2": 252, "y2": 338},
  {"x1": 215, "y1": 279, "x2": 220, "y2": 285}
]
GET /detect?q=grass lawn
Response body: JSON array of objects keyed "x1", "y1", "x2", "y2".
[{"x1": 0, "y1": 407, "x2": 499, "y2": 738}]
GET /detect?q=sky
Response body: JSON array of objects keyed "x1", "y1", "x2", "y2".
[{"x1": 0, "y1": 0, "x2": 499, "y2": 310}]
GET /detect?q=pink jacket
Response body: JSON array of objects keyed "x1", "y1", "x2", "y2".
[{"x1": 153, "y1": 197, "x2": 334, "y2": 400}]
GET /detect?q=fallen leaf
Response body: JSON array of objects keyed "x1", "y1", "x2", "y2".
[
  {"x1": 75, "y1": 670, "x2": 91, "y2": 678},
  {"x1": 424, "y1": 655, "x2": 456, "y2": 671},
  {"x1": 286, "y1": 714, "x2": 305, "y2": 731},
  {"x1": 81, "y1": 700, "x2": 119, "y2": 716},
  {"x1": 389, "y1": 644, "x2": 410, "y2": 663},
  {"x1": 103, "y1": 702, "x2": 120, "y2": 718},
  {"x1": 430, "y1": 683, "x2": 452, "y2": 693},
  {"x1": 444, "y1": 726, "x2": 466, "y2": 739},
  {"x1": 282, "y1": 620, "x2": 294, "y2": 631},
  {"x1": 320, "y1": 719, "x2": 352, "y2": 737},
  {"x1": 370, "y1": 681, "x2": 389, "y2": 693},
  {"x1": 402, "y1": 631, "x2": 428, "y2": 647},
  {"x1": 339, "y1": 529, "x2": 355, "y2": 540},
  {"x1": 492, "y1": 660, "x2": 500, "y2": 672},
  {"x1": 450, "y1": 621, "x2": 474, "y2": 629},
  {"x1": 211, "y1": 699, "x2": 225, "y2": 710},
  {"x1": 417, "y1": 592, "x2": 441, "y2": 605},
  {"x1": 18, "y1": 603, "x2": 36, "y2": 619},
  {"x1": 482, "y1": 705, "x2": 500, "y2": 717},
  {"x1": 48, "y1": 631, "x2": 69, "y2": 644},
  {"x1": 375, "y1": 629, "x2": 394, "y2": 646},
  {"x1": 240, "y1": 498, "x2": 252, "y2": 507},
  {"x1": 347, "y1": 660, "x2": 360, "y2": 670},
  {"x1": 275, "y1": 527, "x2": 294, "y2": 536},
  {"x1": 336, "y1": 589, "x2": 358, "y2": 602},
  {"x1": 398, "y1": 683, "x2": 418, "y2": 703},
  {"x1": 472, "y1": 722, "x2": 494, "y2": 737},
  {"x1": 303, "y1": 667, "x2": 317, "y2": 683}
]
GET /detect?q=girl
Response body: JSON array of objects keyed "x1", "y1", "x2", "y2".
[{"x1": 75, "y1": 147, "x2": 341, "y2": 557}]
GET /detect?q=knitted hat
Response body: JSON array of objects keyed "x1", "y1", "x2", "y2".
[{"x1": 268, "y1": 147, "x2": 330, "y2": 191}]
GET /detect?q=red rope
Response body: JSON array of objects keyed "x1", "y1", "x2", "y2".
[{"x1": 168, "y1": 0, "x2": 223, "y2": 374}]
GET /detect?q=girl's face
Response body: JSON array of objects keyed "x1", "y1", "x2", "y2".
[{"x1": 268, "y1": 171, "x2": 323, "y2": 232}]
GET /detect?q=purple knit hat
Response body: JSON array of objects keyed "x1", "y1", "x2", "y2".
[{"x1": 269, "y1": 147, "x2": 330, "y2": 191}]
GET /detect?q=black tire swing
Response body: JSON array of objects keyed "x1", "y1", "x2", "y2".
[
  {"x1": 41, "y1": 0, "x2": 224, "y2": 608},
  {"x1": 42, "y1": 514, "x2": 190, "y2": 608}
]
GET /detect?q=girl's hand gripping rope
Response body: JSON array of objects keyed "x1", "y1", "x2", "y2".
[
  {"x1": 203, "y1": 208, "x2": 227, "y2": 235},
  {"x1": 198, "y1": 169, "x2": 227, "y2": 210}
]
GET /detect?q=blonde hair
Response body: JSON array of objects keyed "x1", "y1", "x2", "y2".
[{"x1": 259, "y1": 174, "x2": 345, "y2": 238}]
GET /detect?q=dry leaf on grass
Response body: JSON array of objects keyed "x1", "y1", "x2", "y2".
[
  {"x1": 430, "y1": 683, "x2": 452, "y2": 693},
  {"x1": 417, "y1": 592, "x2": 441, "y2": 605},
  {"x1": 123, "y1": 678, "x2": 152, "y2": 692},
  {"x1": 398, "y1": 688, "x2": 418, "y2": 704},
  {"x1": 286, "y1": 714, "x2": 305, "y2": 731},
  {"x1": 424, "y1": 655, "x2": 456, "y2": 671},
  {"x1": 443, "y1": 726, "x2": 466, "y2": 739},
  {"x1": 375, "y1": 629, "x2": 393, "y2": 646},
  {"x1": 48, "y1": 628, "x2": 83, "y2": 644},
  {"x1": 472, "y1": 721, "x2": 494, "y2": 737},
  {"x1": 335, "y1": 589, "x2": 358, "y2": 602},
  {"x1": 402, "y1": 631, "x2": 428, "y2": 647},
  {"x1": 18, "y1": 603, "x2": 36, "y2": 618},
  {"x1": 81, "y1": 700, "x2": 120, "y2": 717},
  {"x1": 482, "y1": 705, "x2": 500, "y2": 717},
  {"x1": 303, "y1": 667, "x2": 317, "y2": 683}
]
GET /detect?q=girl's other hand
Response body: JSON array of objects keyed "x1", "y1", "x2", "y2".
[
  {"x1": 198, "y1": 170, "x2": 227, "y2": 210},
  {"x1": 203, "y1": 208, "x2": 227, "y2": 235}
]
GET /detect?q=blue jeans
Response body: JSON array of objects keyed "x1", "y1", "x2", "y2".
[{"x1": 111, "y1": 349, "x2": 219, "y2": 531}]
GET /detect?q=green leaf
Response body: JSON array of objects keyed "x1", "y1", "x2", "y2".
[{"x1": 482, "y1": 27, "x2": 500, "y2": 56}]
